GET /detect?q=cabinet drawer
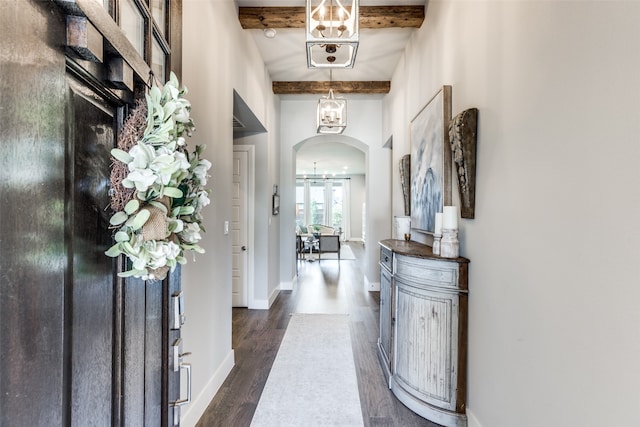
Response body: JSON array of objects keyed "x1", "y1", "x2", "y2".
[
  {"x1": 380, "y1": 246, "x2": 393, "y2": 272},
  {"x1": 395, "y1": 254, "x2": 459, "y2": 290}
]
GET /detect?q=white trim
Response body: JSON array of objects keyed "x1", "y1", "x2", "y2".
[
  {"x1": 180, "y1": 349, "x2": 235, "y2": 427},
  {"x1": 233, "y1": 145, "x2": 255, "y2": 309},
  {"x1": 250, "y1": 287, "x2": 281, "y2": 310},
  {"x1": 466, "y1": 408, "x2": 484, "y2": 427},
  {"x1": 364, "y1": 275, "x2": 380, "y2": 291},
  {"x1": 280, "y1": 274, "x2": 297, "y2": 291}
]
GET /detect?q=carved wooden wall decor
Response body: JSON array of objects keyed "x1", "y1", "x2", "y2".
[
  {"x1": 399, "y1": 154, "x2": 411, "y2": 216},
  {"x1": 449, "y1": 108, "x2": 478, "y2": 219}
]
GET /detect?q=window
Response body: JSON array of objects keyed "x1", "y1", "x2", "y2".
[
  {"x1": 115, "y1": 0, "x2": 171, "y2": 81},
  {"x1": 296, "y1": 179, "x2": 347, "y2": 233},
  {"x1": 120, "y1": 0, "x2": 145, "y2": 58},
  {"x1": 151, "y1": 35, "x2": 167, "y2": 83}
]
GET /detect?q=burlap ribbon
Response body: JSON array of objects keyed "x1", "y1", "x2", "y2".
[
  {"x1": 148, "y1": 265, "x2": 170, "y2": 281},
  {"x1": 141, "y1": 197, "x2": 171, "y2": 242}
]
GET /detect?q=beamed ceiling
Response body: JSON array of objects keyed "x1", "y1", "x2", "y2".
[{"x1": 236, "y1": 2, "x2": 426, "y2": 94}]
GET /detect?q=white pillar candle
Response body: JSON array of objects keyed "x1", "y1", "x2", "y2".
[
  {"x1": 443, "y1": 206, "x2": 458, "y2": 230},
  {"x1": 394, "y1": 216, "x2": 411, "y2": 239},
  {"x1": 434, "y1": 212, "x2": 443, "y2": 235}
]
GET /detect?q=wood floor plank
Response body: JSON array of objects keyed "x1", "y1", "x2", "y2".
[{"x1": 196, "y1": 242, "x2": 440, "y2": 427}]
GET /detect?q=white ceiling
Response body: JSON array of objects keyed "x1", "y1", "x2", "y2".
[{"x1": 235, "y1": 0, "x2": 425, "y2": 175}]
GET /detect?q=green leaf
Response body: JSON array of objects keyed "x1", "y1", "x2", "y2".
[
  {"x1": 149, "y1": 200, "x2": 169, "y2": 214},
  {"x1": 179, "y1": 206, "x2": 195, "y2": 215},
  {"x1": 105, "y1": 243, "x2": 122, "y2": 257},
  {"x1": 163, "y1": 187, "x2": 183, "y2": 198},
  {"x1": 150, "y1": 86, "x2": 162, "y2": 104},
  {"x1": 114, "y1": 231, "x2": 130, "y2": 242},
  {"x1": 163, "y1": 102, "x2": 177, "y2": 119},
  {"x1": 122, "y1": 241, "x2": 136, "y2": 254},
  {"x1": 109, "y1": 211, "x2": 129, "y2": 226},
  {"x1": 117, "y1": 269, "x2": 145, "y2": 278},
  {"x1": 129, "y1": 209, "x2": 151, "y2": 230},
  {"x1": 111, "y1": 148, "x2": 133, "y2": 164},
  {"x1": 124, "y1": 199, "x2": 140, "y2": 215}
]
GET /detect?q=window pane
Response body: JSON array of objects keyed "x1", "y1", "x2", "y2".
[
  {"x1": 151, "y1": 0, "x2": 166, "y2": 36},
  {"x1": 309, "y1": 184, "x2": 324, "y2": 225},
  {"x1": 98, "y1": 0, "x2": 109, "y2": 12},
  {"x1": 295, "y1": 184, "x2": 305, "y2": 225},
  {"x1": 151, "y1": 36, "x2": 166, "y2": 83},
  {"x1": 332, "y1": 185, "x2": 343, "y2": 229},
  {"x1": 120, "y1": 0, "x2": 145, "y2": 58}
]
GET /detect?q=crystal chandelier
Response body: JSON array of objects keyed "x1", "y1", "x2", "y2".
[{"x1": 306, "y1": 0, "x2": 359, "y2": 68}]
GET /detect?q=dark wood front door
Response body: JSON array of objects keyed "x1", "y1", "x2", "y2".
[
  {"x1": 0, "y1": 2, "x2": 182, "y2": 425},
  {"x1": 65, "y1": 66, "x2": 181, "y2": 426}
]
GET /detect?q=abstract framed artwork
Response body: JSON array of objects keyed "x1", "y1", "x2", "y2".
[{"x1": 410, "y1": 85, "x2": 452, "y2": 234}]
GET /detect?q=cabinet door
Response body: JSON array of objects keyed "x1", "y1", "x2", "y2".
[
  {"x1": 394, "y1": 278, "x2": 460, "y2": 412},
  {"x1": 379, "y1": 267, "x2": 393, "y2": 370}
]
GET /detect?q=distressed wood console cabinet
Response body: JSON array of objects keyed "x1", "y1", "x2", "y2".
[{"x1": 378, "y1": 239, "x2": 470, "y2": 427}]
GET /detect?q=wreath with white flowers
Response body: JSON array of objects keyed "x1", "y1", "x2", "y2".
[{"x1": 105, "y1": 72, "x2": 211, "y2": 281}]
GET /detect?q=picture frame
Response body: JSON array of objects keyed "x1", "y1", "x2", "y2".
[
  {"x1": 272, "y1": 193, "x2": 280, "y2": 215},
  {"x1": 410, "y1": 85, "x2": 452, "y2": 234}
]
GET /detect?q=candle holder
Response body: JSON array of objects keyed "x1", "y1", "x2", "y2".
[
  {"x1": 440, "y1": 228, "x2": 459, "y2": 258},
  {"x1": 432, "y1": 233, "x2": 442, "y2": 255}
]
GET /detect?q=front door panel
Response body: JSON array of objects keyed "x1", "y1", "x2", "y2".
[{"x1": 67, "y1": 74, "x2": 118, "y2": 427}]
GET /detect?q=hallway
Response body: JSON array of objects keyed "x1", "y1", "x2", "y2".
[{"x1": 196, "y1": 243, "x2": 437, "y2": 426}]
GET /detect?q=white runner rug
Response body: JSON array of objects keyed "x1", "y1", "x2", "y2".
[{"x1": 251, "y1": 313, "x2": 364, "y2": 427}]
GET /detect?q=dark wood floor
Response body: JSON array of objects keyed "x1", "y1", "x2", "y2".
[{"x1": 195, "y1": 242, "x2": 439, "y2": 427}]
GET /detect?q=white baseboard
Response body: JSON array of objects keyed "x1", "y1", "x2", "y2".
[
  {"x1": 250, "y1": 286, "x2": 281, "y2": 310},
  {"x1": 180, "y1": 349, "x2": 235, "y2": 427},
  {"x1": 364, "y1": 275, "x2": 380, "y2": 291},
  {"x1": 280, "y1": 275, "x2": 296, "y2": 291},
  {"x1": 467, "y1": 408, "x2": 484, "y2": 427}
]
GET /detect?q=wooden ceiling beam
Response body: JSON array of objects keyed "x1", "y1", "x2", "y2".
[
  {"x1": 273, "y1": 81, "x2": 390, "y2": 95},
  {"x1": 239, "y1": 6, "x2": 424, "y2": 30}
]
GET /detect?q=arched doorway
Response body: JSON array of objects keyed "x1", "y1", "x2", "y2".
[{"x1": 295, "y1": 140, "x2": 366, "y2": 243}]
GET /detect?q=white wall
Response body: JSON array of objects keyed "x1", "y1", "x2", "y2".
[
  {"x1": 385, "y1": 1, "x2": 640, "y2": 426},
  {"x1": 180, "y1": 0, "x2": 279, "y2": 424},
  {"x1": 279, "y1": 98, "x2": 391, "y2": 290},
  {"x1": 348, "y1": 174, "x2": 365, "y2": 241}
]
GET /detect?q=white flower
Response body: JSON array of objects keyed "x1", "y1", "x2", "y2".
[
  {"x1": 174, "y1": 151, "x2": 190, "y2": 172},
  {"x1": 174, "y1": 104, "x2": 190, "y2": 123},
  {"x1": 145, "y1": 241, "x2": 168, "y2": 269},
  {"x1": 150, "y1": 153, "x2": 180, "y2": 185},
  {"x1": 193, "y1": 159, "x2": 212, "y2": 184},
  {"x1": 128, "y1": 143, "x2": 154, "y2": 169},
  {"x1": 168, "y1": 217, "x2": 184, "y2": 233},
  {"x1": 198, "y1": 191, "x2": 210, "y2": 208},
  {"x1": 180, "y1": 222, "x2": 202, "y2": 244},
  {"x1": 123, "y1": 168, "x2": 156, "y2": 191},
  {"x1": 177, "y1": 137, "x2": 186, "y2": 147},
  {"x1": 162, "y1": 241, "x2": 181, "y2": 260}
]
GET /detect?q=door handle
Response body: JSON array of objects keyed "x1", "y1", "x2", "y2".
[
  {"x1": 241, "y1": 246, "x2": 247, "y2": 251},
  {"x1": 170, "y1": 362, "x2": 192, "y2": 425}
]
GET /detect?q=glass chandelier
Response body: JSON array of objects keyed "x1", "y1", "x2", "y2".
[
  {"x1": 317, "y1": 71, "x2": 347, "y2": 134},
  {"x1": 306, "y1": 0, "x2": 359, "y2": 68}
]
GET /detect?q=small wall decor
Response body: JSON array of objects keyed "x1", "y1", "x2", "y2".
[
  {"x1": 399, "y1": 154, "x2": 411, "y2": 216},
  {"x1": 272, "y1": 186, "x2": 280, "y2": 215},
  {"x1": 410, "y1": 86, "x2": 452, "y2": 234},
  {"x1": 449, "y1": 108, "x2": 478, "y2": 219}
]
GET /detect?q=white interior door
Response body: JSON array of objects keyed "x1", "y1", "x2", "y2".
[{"x1": 232, "y1": 150, "x2": 248, "y2": 307}]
